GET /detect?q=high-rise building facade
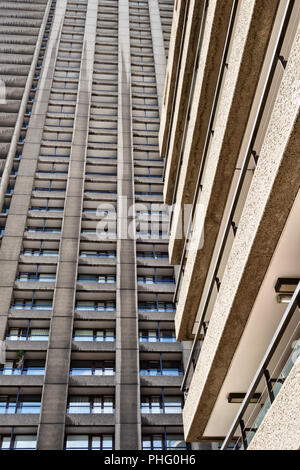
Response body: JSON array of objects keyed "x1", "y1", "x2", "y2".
[
  {"x1": 1, "y1": 0, "x2": 299, "y2": 453},
  {"x1": 160, "y1": 0, "x2": 300, "y2": 451},
  {"x1": 0, "y1": 0, "x2": 196, "y2": 451}
]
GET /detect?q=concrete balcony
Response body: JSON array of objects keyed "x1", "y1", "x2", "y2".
[
  {"x1": 24, "y1": 232, "x2": 61, "y2": 241},
  {"x1": 84, "y1": 175, "x2": 117, "y2": 184},
  {"x1": 65, "y1": 414, "x2": 114, "y2": 427},
  {"x1": 0, "y1": 414, "x2": 40, "y2": 427},
  {"x1": 174, "y1": 0, "x2": 283, "y2": 339},
  {"x1": 138, "y1": 311, "x2": 175, "y2": 322},
  {"x1": 74, "y1": 310, "x2": 116, "y2": 321},
  {"x1": 8, "y1": 309, "x2": 52, "y2": 319},
  {"x1": 159, "y1": 0, "x2": 206, "y2": 203},
  {"x1": 139, "y1": 342, "x2": 181, "y2": 353},
  {"x1": 135, "y1": 194, "x2": 163, "y2": 204},
  {"x1": 68, "y1": 375, "x2": 115, "y2": 388},
  {"x1": 5, "y1": 340, "x2": 48, "y2": 351},
  {"x1": 0, "y1": 375, "x2": 44, "y2": 387},
  {"x1": 248, "y1": 356, "x2": 300, "y2": 450},
  {"x1": 167, "y1": 0, "x2": 240, "y2": 265},
  {"x1": 137, "y1": 258, "x2": 170, "y2": 268},
  {"x1": 14, "y1": 281, "x2": 55, "y2": 291},
  {"x1": 134, "y1": 176, "x2": 163, "y2": 185},
  {"x1": 19, "y1": 255, "x2": 59, "y2": 265},
  {"x1": 182, "y1": 31, "x2": 300, "y2": 441},
  {"x1": 141, "y1": 414, "x2": 183, "y2": 427},
  {"x1": 138, "y1": 282, "x2": 174, "y2": 294},
  {"x1": 76, "y1": 282, "x2": 116, "y2": 293},
  {"x1": 140, "y1": 375, "x2": 182, "y2": 388},
  {"x1": 82, "y1": 192, "x2": 117, "y2": 202},
  {"x1": 76, "y1": 257, "x2": 116, "y2": 267}
]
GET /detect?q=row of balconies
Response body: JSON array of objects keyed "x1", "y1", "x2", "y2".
[
  {"x1": 0, "y1": 432, "x2": 189, "y2": 451},
  {"x1": 8, "y1": 298, "x2": 176, "y2": 316},
  {"x1": 4, "y1": 327, "x2": 177, "y2": 344},
  {"x1": 0, "y1": 394, "x2": 184, "y2": 417},
  {"x1": 13, "y1": 238, "x2": 169, "y2": 261},
  {"x1": 0, "y1": 356, "x2": 183, "y2": 378}
]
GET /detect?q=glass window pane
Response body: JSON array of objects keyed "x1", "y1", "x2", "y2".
[
  {"x1": 166, "y1": 435, "x2": 186, "y2": 450},
  {"x1": 96, "y1": 331, "x2": 104, "y2": 341},
  {"x1": 1, "y1": 437, "x2": 10, "y2": 449},
  {"x1": 30, "y1": 329, "x2": 49, "y2": 341},
  {"x1": 66, "y1": 435, "x2": 88, "y2": 450},
  {"x1": 14, "y1": 435, "x2": 37, "y2": 450},
  {"x1": 152, "y1": 435, "x2": 163, "y2": 450},
  {"x1": 74, "y1": 330, "x2": 93, "y2": 341},
  {"x1": 102, "y1": 436, "x2": 113, "y2": 450},
  {"x1": 68, "y1": 397, "x2": 89, "y2": 413}
]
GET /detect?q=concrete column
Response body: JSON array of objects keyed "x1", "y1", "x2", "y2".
[
  {"x1": 37, "y1": 0, "x2": 98, "y2": 449},
  {"x1": 115, "y1": 0, "x2": 142, "y2": 450},
  {"x1": 148, "y1": 0, "x2": 167, "y2": 116}
]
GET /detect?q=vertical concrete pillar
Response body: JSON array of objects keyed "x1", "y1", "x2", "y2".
[
  {"x1": 37, "y1": 0, "x2": 98, "y2": 449},
  {"x1": 115, "y1": 0, "x2": 142, "y2": 450}
]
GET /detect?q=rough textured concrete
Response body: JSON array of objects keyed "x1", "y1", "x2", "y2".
[
  {"x1": 163, "y1": 0, "x2": 204, "y2": 205},
  {"x1": 115, "y1": 0, "x2": 141, "y2": 450},
  {"x1": 174, "y1": 0, "x2": 280, "y2": 340}
]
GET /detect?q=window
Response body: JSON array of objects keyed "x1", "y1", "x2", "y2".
[
  {"x1": 140, "y1": 361, "x2": 183, "y2": 376},
  {"x1": 142, "y1": 434, "x2": 188, "y2": 450},
  {"x1": 67, "y1": 396, "x2": 114, "y2": 414},
  {"x1": 137, "y1": 276, "x2": 174, "y2": 284},
  {"x1": 136, "y1": 251, "x2": 168, "y2": 259},
  {"x1": 0, "y1": 360, "x2": 45, "y2": 376},
  {"x1": 70, "y1": 361, "x2": 115, "y2": 376},
  {"x1": 138, "y1": 302, "x2": 175, "y2": 312},
  {"x1": 0, "y1": 396, "x2": 41, "y2": 414},
  {"x1": 22, "y1": 249, "x2": 59, "y2": 257},
  {"x1": 73, "y1": 329, "x2": 115, "y2": 342},
  {"x1": 11, "y1": 299, "x2": 53, "y2": 310},
  {"x1": 6, "y1": 328, "x2": 49, "y2": 341},
  {"x1": 0, "y1": 435, "x2": 37, "y2": 450},
  {"x1": 164, "y1": 397, "x2": 183, "y2": 414},
  {"x1": 75, "y1": 301, "x2": 115, "y2": 311},
  {"x1": 139, "y1": 330, "x2": 176, "y2": 343},
  {"x1": 80, "y1": 250, "x2": 116, "y2": 258},
  {"x1": 141, "y1": 396, "x2": 183, "y2": 414},
  {"x1": 16, "y1": 273, "x2": 56, "y2": 282},
  {"x1": 77, "y1": 275, "x2": 116, "y2": 283},
  {"x1": 65, "y1": 435, "x2": 113, "y2": 450}
]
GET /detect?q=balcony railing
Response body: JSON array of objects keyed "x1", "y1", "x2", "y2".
[
  {"x1": 0, "y1": 368, "x2": 45, "y2": 376},
  {"x1": 221, "y1": 282, "x2": 300, "y2": 450},
  {"x1": 140, "y1": 369, "x2": 184, "y2": 377}
]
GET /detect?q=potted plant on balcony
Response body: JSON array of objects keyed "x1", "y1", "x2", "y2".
[{"x1": 16, "y1": 350, "x2": 24, "y2": 369}]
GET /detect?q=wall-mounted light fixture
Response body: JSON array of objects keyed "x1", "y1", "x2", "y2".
[
  {"x1": 275, "y1": 278, "x2": 300, "y2": 304},
  {"x1": 227, "y1": 393, "x2": 261, "y2": 404}
]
